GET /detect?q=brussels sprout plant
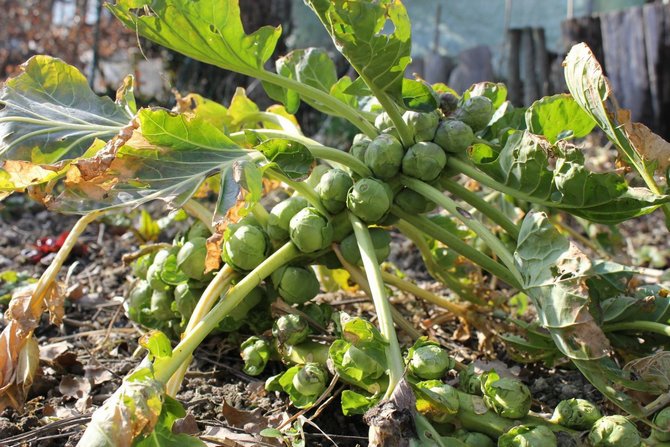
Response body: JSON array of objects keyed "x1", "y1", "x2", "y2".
[{"x1": 2, "y1": 0, "x2": 670, "y2": 445}]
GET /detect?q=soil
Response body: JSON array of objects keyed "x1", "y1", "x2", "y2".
[{"x1": 0, "y1": 194, "x2": 656, "y2": 447}]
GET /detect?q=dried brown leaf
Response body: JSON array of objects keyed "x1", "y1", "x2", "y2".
[{"x1": 205, "y1": 233, "x2": 223, "y2": 273}]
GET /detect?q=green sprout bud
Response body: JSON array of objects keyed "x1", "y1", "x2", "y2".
[
  {"x1": 458, "y1": 364, "x2": 482, "y2": 395},
  {"x1": 588, "y1": 416, "x2": 641, "y2": 447},
  {"x1": 455, "y1": 430, "x2": 494, "y2": 447},
  {"x1": 350, "y1": 134, "x2": 371, "y2": 162},
  {"x1": 222, "y1": 224, "x2": 268, "y2": 272},
  {"x1": 266, "y1": 196, "x2": 309, "y2": 241},
  {"x1": 374, "y1": 111, "x2": 394, "y2": 132},
  {"x1": 173, "y1": 282, "x2": 200, "y2": 323},
  {"x1": 551, "y1": 398, "x2": 602, "y2": 430},
  {"x1": 439, "y1": 92, "x2": 459, "y2": 115},
  {"x1": 219, "y1": 286, "x2": 265, "y2": 332},
  {"x1": 289, "y1": 207, "x2": 333, "y2": 253},
  {"x1": 146, "y1": 249, "x2": 172, "y2": 291},
  {"x1": 415, "y1": 380, "x2": 460, "y2": 422},
  {"x1": 132, "y1": 253, "x2": 153, "y2": 280},
  {"x1": 150, "y1": 289, "x2": 175, "y2": 321},
  {"x1": 403, "y1": 110, "x2": 439, "y2": 142},
  {"x1": 454, "y1": 96, "x2": 494, "y2": 131},
  {"x1": 186, "y1": 220, "x2": 211, "y2": 241},
  {"x1": 498, "y1": 425, "x2": 556, "y2": 447},
  {"x1": 346, "y1": 178, "x2": 394, "y2": 223},
  {"x1": 480, "y1": 371, "x2": 532, "y2": 419},
  {"x1": 125, "y1": 280, "x2": 152, "y2": 323},
  {"x1": 240, "y1": 336, "x2": 271, "y2": 376},
  {"x1": 330, "y1": 211, "x2": 354, "y2": 242},
  {"x1": 339, "y1": 228, "x2": 391, "y2": 265},
  {"x1": 402, "y1": 141, "x2": 447, "y2": 181},
  {"x1": 271, "y1": 265, "x2": 320, "y2": 305},
  {"x1": 176, "y1": 237, "x2": 207, "y2": 280},
  {"x1": 300, "y1": 302, "x2": 333, "y2": 328},
  {"x1": 292, "y1": 363, "x2": 328, "y2": 396},
  {"x1": 433, "y1": 119, "x2": 474, "y2": 153},
  {"x1": 408, "y1": 344, "x2": 454, "y2": 380},
  {"x1": 652, "y1": 407, "x2": 670, "y2": 442},
  {"x1": 341, "y1": 344, "x2": 386, "y2": 380},
  {"x1": 394, "y1": 188, "x2": 436, "y2": 214},
  {"x1": 315, "y1": 169, "x2": 354, "y2": 214},
  {"x1": 364, "y1": 134, "x2": 404, "y2": 179},
  {"x1": 272, "y1": 314, "x2": 311, "y2": 346}
]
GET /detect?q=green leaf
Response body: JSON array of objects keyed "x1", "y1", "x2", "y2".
[
  {"x1": 305, "y1": 0, "x2": 412, "y2": 108},
  {"x1": 227, "y1": 88, "x2": 259, "y2": 129},
  {"x1": 134, "y1": 396, "x2": 205, "y2": 447},
  {"x1": 341, "y1": 389, "x2": 379, "y2": 415},
  {"x1": 469, "y1": 131, "x2": 669, "y2": 223},
  {"x1": 51, "y1": 108, "x2": 247, "y2": 213},
  {"x1": 108, "y1": 0, "x2": 281, "y2": 76},
  {"x1": 514, "y1": 211, "x2": 656, "y2": 416},
  {"x1": 401, "y1": 78, "x2": 438, "y2": 112},
  {"x1": 525, "y1": 94, "x2": 596, "y2": 144},
  {"x1": 462, "y1": 82, "x2": 507, "y2": 109},
  {"x1": 140, "y1": 331, "x2": 173, "y2": 360},
  {"x1": 0, "y1": 56, "x2": 131, "y2": 163},
  {"x1": 255, "y1": 139, "x2": 314, "y2": 181}
]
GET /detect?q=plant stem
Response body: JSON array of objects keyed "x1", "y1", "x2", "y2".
[
  {"x1": 154, "y1": 242, "x2": 301, "y2": 384},
  {"x1": 366, "y1": 84, "x2": 413, "y2": 147},
  {"x1": 251, "y1": 202, "x2": 270, "y2": 228},
  {"x1": 401, "y1": 176, "x2": 522, "y2": 285},
  {"x1": 239, "y1": 111, "x2": 302, "y2": 136},
  {"x1": 395, "y1": 221, "x2": 482, "y2": 304},
  {"x1": 165, "y1": 264, "x2": 236, "y2": 396},
  {"x1": 182, "y1": 199, "x2": 215, "y2": 233},
  {"x1": 392, "y1": 208, "x2": 521, "y2": 289},
  {"x1": 348, "y1": 213, "x2": 405, "y2": 400},
  {"x1": 440, "y1": 178, "x2": 520, "y2": 240},
  {"x1": 380, "y1": 271, "x2": 469, "y2": 319},
  {"x1": 603, "y1": 321, "x2": 670, "y2": 337},
  {"x1": 264, "y1": 168, "x2": 330, "y2": 217}
]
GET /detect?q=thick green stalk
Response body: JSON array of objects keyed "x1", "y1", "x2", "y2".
[
  {"x1": 182, "y1": 199, "x2": 215, "y2": 233},
  {"x1": 440, "y1": 178, "x2": 520, "y2": 240},
  {"x1": 251, "y1": 202, "x2": 270, "y2": 228},
  {"x1": 239, "y1": 111, "x2": 302, "y2": 136},
  {"x1": 264, "y1": 169, "x2": 330, "y2": 217},
  {"x1": 401, "y1": 175, "x2": 522, "y2": 285},
  {"x1": 604, "y1": 321, "x2": 670, "y2": 337},
  {"x1": 165, "y1": 265, "x2": 236, "y2": 396},
  {"x1": 392, "y1": 208, "x2": 521, "y2": 289},
  {"x1": 349, "y1": 213, "x2": 405, "y2": 400},
  {"x1": 365, "y1": 83, "x2": 413, "y2": 147},
  {"x1": 154, "y1": 242, "x2": 300, "y2": 384}
]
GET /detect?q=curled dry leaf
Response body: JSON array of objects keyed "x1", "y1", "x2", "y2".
[{"x1": 0, "y1": 282, "x2": 64, "y2": 411}]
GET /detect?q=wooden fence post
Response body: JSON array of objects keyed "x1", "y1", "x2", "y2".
[
  {"x1": 521, "y1": 27, "x2": 538, "y2": 106},
  {"x1": 507, "y1": 29, "x2": 522, "y2": 105}
]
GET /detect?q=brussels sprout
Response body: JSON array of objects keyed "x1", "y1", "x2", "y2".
[
  {"x1": 125, "y1": 280, "x2": 152, "y2": 322},
  {"x1": 300, "y1": 302, "x2": 333, "y2": 328},
  {"x1": 241, "y1": 336, "x2": 271, "y2": 376},
  {"x1": 273, "y1": 314, "x2": 311, "y2": 346},
  {"x1": 350, "y1": 134, "x2": 371, "y2": 162},
  {"x1": 498, "y1": 425, "x2": 556, "y2": 447},
  {"x1": 364, "y1": 134, "x2": 404, "y2": 179},
  {"x1": 374, "y1": 111, "x2": 394, "y2": 132},
  {"x1": 454, "y1": 96, "x2": 494, "y2": 131},
  {"x1": 346, "y1": 178, "x2": 394, "y2": 224},
  {"x1": 480, "y1": 371, "x2": 531, "y2": 419},
  {"x1": 315, "y1": 169, "x2": 354, "y2": 214},
  {"x1": 304, "y1": 164, "x2": 330, "y2": 189},
  {"x1": 146, "y1": 249, "x2": 172, "y2": 291},
  {"x1": 402, "y1": 141, "x2": 447, "y2": 181},
  {"x1": 271, "y1": 265, "x2": 321, "y2": 305},
  {"x1": 330, "y1": 211, "x2": 354, "y2": 242},
  {"x1": 415, "y1": 380, "x2": 460, "y2": 422},
  {"x1": 132, "y1": 253, "x2": 154, "y2": 280},
  {"x1": 218, "y1": 286, "x2": 265, "y2": 332},
  {"x1": 173, "y1": 282, "x2": 200, "y2": 323},
  {"x1": 222, "y1": 224, "x2": 268, "y2": 271},
  {"x1": 433, "y1": 119, "x2": 474, "y2": 153},
  {"x1": 176, "y1": 237, "x2": 207, "y2": 280},
  {"x1": 394, "y1": 188, "x2": 436, "y2": 214},
  {"x1": 339, "y1": 228, "x2": 391, "y2": 265},
  {"x1": 289, "y1": 207, "x2": 333, "y2": 253},
  {"x1": 458, "y1": 364, "x2": 482, "y2": 395},
  {"x1": 186, "y1": 220, "x2": 211, "y2": 241},
  {"x1": 403, "y1": 110, "x2": 439, "y2": 142},
  {"x1": 340, "y1": 344, "x2": 386, "y2": 380},
  {"x1": 439, "y1": 92, "x2": 459, "y2": 115},
  {"x1": 551, "y1": 398, "x2": 602, "y2": 430},
  {"x1": 150, "y1": 289, "x2": 175, "y2": 321},
  {"x1": 266, "y1": 196, "x2": 309, "y2": 241},
  {"x1": 292, "y1": 363, "x2": 328, "y2": 396},
  {"x1": 588, "y1": 416, "x2": 641, "y2": 447},
  {"x1": 652, "y1": 407, "x2": 670, "y2": 442},
  {"x1": 454, "y1": 430, "x2": 494, "y2": 447},
  {"x1": 407, "y1": 343, "x2": 455, "y2": 380}
]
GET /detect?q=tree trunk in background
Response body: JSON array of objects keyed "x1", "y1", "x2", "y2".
[
  {"x1": 521, "y1": 27, "x2": 538, "y2": 106},
  {"x1": 507, "y1": 29, "x2": 522, "y2": 105}
]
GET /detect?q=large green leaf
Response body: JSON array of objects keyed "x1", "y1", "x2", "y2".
[
  {"x1": 108, "y1": 0, "x2": 281, "y2": 76},
  {"x1": 525, "y1": 94, "x2": 596, "y2": 143},
  {"x1": 0, "y1": 56, "x2": 131, "y2": 163},
  {"x1": 52, "y1": 108, "x2": 246, "y2": 213},
  {"x1": 515, "y1": 212, "x2": 657, "y2": 416},
  {"x1": 305, "y1": 0, "x2": 411, "y2": 109},
  {"x1": 469, "y1": 130, "x2": 669, "y2": 223}
]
